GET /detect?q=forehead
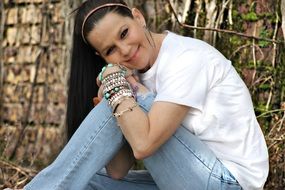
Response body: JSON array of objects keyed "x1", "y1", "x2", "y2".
[{"x1": 86, "y1": 12, "x2": 133, "y2": 50}]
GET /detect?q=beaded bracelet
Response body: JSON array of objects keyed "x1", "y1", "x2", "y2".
[
  {"x1": 109, "y1": 90, "x2": 134, "y2": 107},
  {"x1": 99, "y1": 63, "x2": 137, "y2": 111},
  {"x1": 99, "y1": 63, "x2": 127, "y2": 82},
  {"x1": 103, "y1": 80, "x2": 130, "y2": 93},
  {"x1": 99, "y1": 63, "x2": 115, "y2": 81},
  {"x1": 103, "y1": 81, "x2": 134, "y2": 104},
  {"x1": 102, "y1": 72, "x2": 125, "y2": 84}
]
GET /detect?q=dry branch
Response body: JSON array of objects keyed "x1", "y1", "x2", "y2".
[
  {"x1": 166, "y1": 0, "x2": 283, "y2": 44},
  {"x1": 0, "y1": 158, "x2": 36, "y2": 189},
  {"x1": 0, "y1": 159, "x2": 36, "y2": 177}
]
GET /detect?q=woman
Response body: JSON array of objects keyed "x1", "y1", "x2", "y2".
[{"x1": 24, "y1": 0, "x2": 269, "y2": 189}]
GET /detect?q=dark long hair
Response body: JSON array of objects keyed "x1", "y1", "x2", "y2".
[{"x1": 66, "y1": 0, "x2": 133, "y2": 139}]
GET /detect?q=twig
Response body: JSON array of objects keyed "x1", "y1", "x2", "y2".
[
  {"x1": 277, "y1": 110, "x2": 285, "y2": 131},
  {"x1": 257, "y1": 108, "x2": 285, "y2": 118},
  {"x1": 281, "y1": 0, "x2": 285, "y2": 41},
  {"x1": 272, "y1": 12, "x2": 279, "y2": 68},
  {"x1": 230, "y1": 43, "x2": 264, "y2": 62},
  {"x1": 228, "y1": 0, "x2": 233, "y2": 26},
  {"x1": 0, "y1": 158, "x2": 37, "y2": 177},
  {"x1": 166, "y1": 0, "x2": 283, "y2": 44},
  {"x1": 251, "y1": 25, "x2": 257, "y2": 86},
  {"x1": 267, "y1": 119, "x2": 282, "y2": 138},
  {"x1": 268, "y1": 140, "x2": 279, "y2": 150},
  {"x1": 230, "y1": 44, "x2": 251, "y2": 59},
  {"x1": 265, "y1": 12, "x2": 279, "y2": 111},
  {"x1": 252, "y1": 75, "x2": 272, "y2": 88},
  {"x1": 0, "y1": 158, "x2": 37, "y2": 188},
  {"x1": 268, "y1": 137, "x2": 285, "y2": 141}
]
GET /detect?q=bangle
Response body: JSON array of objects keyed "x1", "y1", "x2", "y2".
[
  {"x1": 109, "y1": 90, "x2": 134, "y2": 107},
  {"x1": 102, "y1": 72, "x2": 125, "y2": 84},
  {"x1": 113, "y1": 102, "x2": 138, "y2": 118},
  {"x1": 112, "y1": 96, "x2": 133, "y2": 113},
  {"x1": 100, "y1": 65, "x2": 135, "y2": 107}
]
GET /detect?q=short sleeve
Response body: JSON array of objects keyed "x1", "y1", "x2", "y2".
[{"x1": 155, "y1": 50, "x2": 212, "y2": 112}]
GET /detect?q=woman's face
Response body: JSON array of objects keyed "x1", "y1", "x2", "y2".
[{"x1": 86, "y1": 9, "x2": 155, "y2": 70}]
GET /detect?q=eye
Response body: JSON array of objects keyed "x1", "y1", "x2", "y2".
[
  {"x1": 106, "y1": 46, "x2": 115, "y2": 56},
  {"x1": 120, "y1": 28, "x2": 128, "y2": 39}
]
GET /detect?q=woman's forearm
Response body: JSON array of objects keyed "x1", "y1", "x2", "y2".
[{"x1": 105, "y1": 142, "x2": 135, "y2": 179}]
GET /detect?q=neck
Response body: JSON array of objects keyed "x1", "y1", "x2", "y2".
[
  {"x1": 138, "y1": 64, "x2": 151, "y2": 73},
  {"x1": 143, "y1": 32, "x2": 166, "y2": 71}
]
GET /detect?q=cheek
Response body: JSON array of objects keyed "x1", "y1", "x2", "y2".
[{"x1": 131, "y1": 27, "x2": 145, "y2": 43}]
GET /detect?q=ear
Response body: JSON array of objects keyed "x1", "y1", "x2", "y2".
[{"x1": 131, "y1": 8, "x2": 146, "y2": 27}]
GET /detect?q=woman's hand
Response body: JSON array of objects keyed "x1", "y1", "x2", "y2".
[
  {"x1": 125, "y1": 75, "x2": 149, "y2": 96},
  {"x1": 94, "y1": 64, "x2": 149, "y2": 106}
]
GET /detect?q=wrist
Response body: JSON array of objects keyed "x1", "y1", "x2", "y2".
[
  {"x1": 99, "y1": 63, "x2": 125, "y2": 81},
  {"x1": 100, "y1": 64, "x2": 136, "y2": 109},
  {"x1": 113, "y1": 98, "x2": 137, "y2": 118}
]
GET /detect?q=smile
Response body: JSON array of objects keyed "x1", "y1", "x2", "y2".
[{"x1": 127, "y1": 46, "x2": 140, "y2": 62}]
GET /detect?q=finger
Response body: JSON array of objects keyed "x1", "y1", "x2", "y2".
[
  {"x1": 96, "y1": 75, "x2": 101, "y2": 87},
  {"x1": 93, "y1": 97, "x2": 101, "y2": 106},
  {"x1": 98, "y1": 85, "x2": 104, "y2": 99},
  {"x1": 126, "y1": 75, "x2": 138, "y2": 86},
  {"x1": 116, "y1": 64, "x2": 134, "y2": 77},
  {"x1": 124, "y1": 67, "x2": 134, "y2": 77},
  {"x1": 133, "y1": 74, "x2": 140, "y2": 82}
]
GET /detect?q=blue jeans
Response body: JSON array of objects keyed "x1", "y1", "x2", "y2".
[{"x1": 24, "y1": 93, "x2": 242, "y2": 190}]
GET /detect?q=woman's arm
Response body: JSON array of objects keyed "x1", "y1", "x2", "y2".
[
  {"x1": 101, "y1": 67, "x2": 189, "y2": 160},
  {"x1": 117, "y1": 97, "x2": 189, "y2": 160},
  {"x1": 105, "y1": 143, "x2": 135, "y2": 179}
]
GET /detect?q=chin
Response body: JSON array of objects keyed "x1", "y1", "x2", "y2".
[{"x1": 127, "y1": 62, "x2": 145, "y2": 70}]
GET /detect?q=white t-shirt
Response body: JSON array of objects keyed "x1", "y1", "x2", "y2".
[{"x1": 139, "y1": 32, "x2": 269, "y2": 190}]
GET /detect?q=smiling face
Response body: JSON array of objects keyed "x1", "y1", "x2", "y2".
[{"x1": 86, "y1": 8, "x2": 157, "y2": 70}]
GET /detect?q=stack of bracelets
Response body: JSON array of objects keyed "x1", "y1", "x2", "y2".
[{"x1": 100, "y1": 64, "x2": 138, "y2": 118}]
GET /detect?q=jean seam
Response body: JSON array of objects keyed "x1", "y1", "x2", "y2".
[
  {"x1": 210, "y1": 171, "x2": 240, "y2": 185},
  {"x1": 210, "y1": 173, "x2": 240, "y2": 185},
  {"x1": 206, "y1": 159, "x2": 218, "y2": 189},
  {"x1": 55, "y1": 113, "x2": 114, "y2": 189},
  {"x1": 172, "y1": 133, "x2": 212, "y2": 172}
]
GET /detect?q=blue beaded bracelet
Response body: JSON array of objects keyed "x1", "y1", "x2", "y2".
[{"x1": 99, "y1": 63, "x2": 114, "y2": 81}]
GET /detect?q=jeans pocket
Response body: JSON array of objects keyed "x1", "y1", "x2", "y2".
[
  {"x1": 208, "y1": 160, "x2": 242, "y2": 190},
  {"x1": 220, "y1": 163, "x2": 239, "y2": 185}
]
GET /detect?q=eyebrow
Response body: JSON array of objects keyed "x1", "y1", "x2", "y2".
[{"x1": 101, "y1": 25, "x2": 127, "y2": 54}]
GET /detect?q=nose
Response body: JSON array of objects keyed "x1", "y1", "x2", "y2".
[{"x1": 117, "y1": 42, "x2": 131, "y2": 57}]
